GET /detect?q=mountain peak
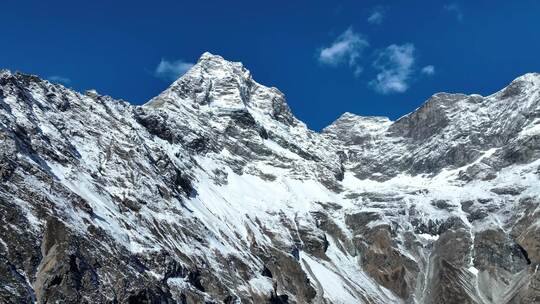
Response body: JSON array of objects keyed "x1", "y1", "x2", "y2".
[
  {"x1": 188, "y1": 52, "x2": 249, "y2": 80},
  {"x1": 323, "y1": 112, "x2": 391, "y2": 145},
  {"x1": 147, "y1": 53, "x2": 298, "y2": 126},
  {"x1": 325, "y1": 112, "x2": 391, "y2": 130},
  {"x1": 499, "y1": 72, "x2": 540, "y2": 97},
  {"x1": 0, "y1": 69, "x2": 11, "y2": 78},
  {"x1": 512, "y1": 72, "x2": 540, "y2": 83},
  {"x1": 198, "y1": 51, "x2": 229, "y2": 63},
  {"x1": 150, "y1": 52, "x2": 252, "y2": 108}
]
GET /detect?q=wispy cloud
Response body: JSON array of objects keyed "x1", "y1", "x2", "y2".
[
  {"x1": 444, "y1": 3, "x2": 464, "y2": 22},
  {"x1": 154, "y1": 58, "x2": 194, "y2": 81},
  {"x1": 318, "y1": 27, "x2": 369, "y2": 67},
  {"x1": 421, "y1": 65, "x2": 436, "y2": 76},
  {"x1": 367, "y1": 7, "x2": 385, "y2": 25},
  {"x1": 317, "y1": 27, "x2": 369, "y2": 78},
  {"x1": 47, "y1": 75, "x2": 71, "y2": 84},
  {"x1": 353, "y1": 66, "x2": 364, "y2": 77},
  {"x1": 370, "y1": 43, "x2": 415, "y2": 94}
]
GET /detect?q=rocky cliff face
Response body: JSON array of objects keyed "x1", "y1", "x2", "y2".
[{"x1": 1, "y1": 54, "x2": 539, "y2": 303}]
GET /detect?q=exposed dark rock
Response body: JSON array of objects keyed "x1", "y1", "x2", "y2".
[
  {"x1": 261, "y1": 266, "x2": 273, "y2": 278},
  {"x1": 134, "y1": 108, "x2": 176, "y2": 143},
  {"x1": 491, "y1": 185, "x2": 526, "y2": 196},
  {"x1": 431, "y1": 199, "x2": 453, "y2": 210},
  {"x1": 426, "y1": 229, "x2": 476, "y2": 304},
  {"x1": 355, "y1": 225, "x2": 419, "y2": 300},
  {"x1": 411, "y1": 216, "x2": 466, "y2": 236},
  {"x1": 345, "y1": 211, "x2": 382, "y2": 235},
  {"x1": 388, "y1": 93, "x2": 461, "y2": 140},
  {"x1": 474, "y1": 229, "x2": 530, "y2": 273},
  {"x1": 269, "y1": 293, "x2": 289, "y2": 304}
]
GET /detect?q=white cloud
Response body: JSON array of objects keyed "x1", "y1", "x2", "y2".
[
  {"x1": 353, "y1": 66, "x2": 364, "y2": 77},
  {"x1": 318, "y1": 28, "x2": 369, "y2": 67},
  {"x1": 421, "y1": 65, "x2": 436, "y2": 76},
  {"x1": 47, "y1": 75, "x2": 71, "y2": 84},
  {"x1": 154, "y1": 58, "x2": 194, "y2": 81},
  {"x1": 367, "y1": 8, "x2": 385, "y2": 25},
  {"x1": 444, "y1": 3, "x2": 464, "y2": 22},
  {"x1": 370, "y1": 43, "x2": 415, "y2": 94}
]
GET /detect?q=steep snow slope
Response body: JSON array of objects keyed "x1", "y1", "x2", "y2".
[{"x1": 0, "y1": 55, "x2": 539, "y2": 304}]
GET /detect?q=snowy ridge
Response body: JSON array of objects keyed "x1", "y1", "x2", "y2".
[{"x1": 0, "y1": 54, "x2": 540, "y2": 303}]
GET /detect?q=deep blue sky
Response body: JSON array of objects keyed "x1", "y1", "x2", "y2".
[{"x1": 1, "y1": 1, "x2": 539, "y2": 130}]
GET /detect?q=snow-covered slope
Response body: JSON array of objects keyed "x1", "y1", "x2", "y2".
[{"x1": 1, "y1": 54, "x2": 539, "y2": 304}]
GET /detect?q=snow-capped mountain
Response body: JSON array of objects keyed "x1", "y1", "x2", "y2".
[{"x1": 0, "y1": 53, "x2": 539, "y2": 304}]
